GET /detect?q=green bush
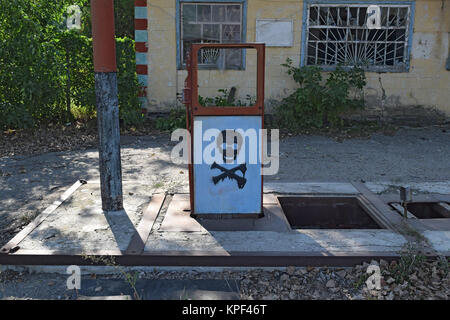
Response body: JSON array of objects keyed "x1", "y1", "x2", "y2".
[
  {"x1": 56, "y1": 33, "x2": 142, "y2": 126},
  {"x1": 79, "y1": 0, "x2": 136, "y2": 39},
  {"x1": 0, "y1": 0, "x2": 70, "y2": 128},
  {"x1": 199, "y1": 88, "x2": 256, "y2": 107},
  {"x1": 0, "y1": 0, "x2": 142, "y2": 130},
  {"x1": 155, "y1": 108, "x2": 186, "y2": 132},
  {"x1": 275, "y1": 58, "x2": 367, "y2": 130}
]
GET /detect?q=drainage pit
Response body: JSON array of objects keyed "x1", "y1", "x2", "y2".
[
  {"x1": 278, "y1": 196, "x2": 383, "y2": 229},
  {"x1": 390, "y1": 202, "x2": 450, "y2": 219}
]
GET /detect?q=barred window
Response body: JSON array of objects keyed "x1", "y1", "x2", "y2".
[
  {"x1": 304, "y1": 3, "x2": 413, "y2": 72},
  {"x1": 180, "y1": 3, "x2": 243, "y2": 69}
]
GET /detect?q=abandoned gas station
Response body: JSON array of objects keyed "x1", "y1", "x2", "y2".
[{"x1": 0, "y1": 0, "x2": 449, "y2": 268}]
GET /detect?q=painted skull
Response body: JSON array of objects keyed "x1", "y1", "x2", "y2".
[{"x1": 216, "y1": 129, "x2": 243, "y2": 163}]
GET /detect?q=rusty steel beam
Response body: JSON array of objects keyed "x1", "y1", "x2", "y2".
[
  {"x1": 125, "y1": 194, "x2": 166, "y2": 255},
  {"x1": 0, "y1": 249, "x2": 429, "y2": 267}
]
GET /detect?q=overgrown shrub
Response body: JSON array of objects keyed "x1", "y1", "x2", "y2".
[
  {"x1": 56, "y1": 33, "x2": 142, "y2": 126},
  {"x1": 199, "y1": 88, "x2": 255, "y2": 107},
  {"x1": 0, "y1": 0, "x2": 70, "y2": 128},
  {"x1": 275, "y1": 58, "x2": 366, "y2": 130},
  {"x1": 155, "y1": 88, "x2": 256, "y2": 132},
  {"x1": 155, "y1": 108, "x2": 186, "y2": 132},
  {"x1": 79, "y1": 0, "x2": 136, "y2": 39},
  {"x1": 0, "y1": 0, "x2": 142, "y2": 130}
]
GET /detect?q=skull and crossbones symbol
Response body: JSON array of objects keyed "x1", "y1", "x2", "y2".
[
  {"x1": 211, "y1": 130, "x2": 247, "y2": 189},
  {"x1": 211, "y1": 162, "x2": 247, "y2": 189}
]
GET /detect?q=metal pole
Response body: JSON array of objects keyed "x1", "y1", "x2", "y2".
[{"x1": 91, "y1": 0, "x2": 123, "y2": 211}]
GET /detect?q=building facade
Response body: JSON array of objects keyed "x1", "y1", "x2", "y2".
[{"x1": 135, "y1": 0, "x2": 450, "y2": 119}]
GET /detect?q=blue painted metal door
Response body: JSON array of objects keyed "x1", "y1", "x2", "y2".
[{"x1": 193, "y1": 116, "x2": 262, "y2": 215}]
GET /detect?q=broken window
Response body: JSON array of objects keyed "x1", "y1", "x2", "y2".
[
  {"x1": 305, "y1": 3, "x2": 412, "y2": 72},
  {"x1": 180, "y1": 3, "x2": 243, "y2": 69}
]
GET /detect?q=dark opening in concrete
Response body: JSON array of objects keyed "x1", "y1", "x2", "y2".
[
  {"x1": 278, "y1": 196, "x2": 383, "y2": 229},
  {"x1": 391, "y1": 202, "x2": 450, "y2": 219}
]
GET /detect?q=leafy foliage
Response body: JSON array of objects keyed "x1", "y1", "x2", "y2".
[
  {"x1": 199, "y1": 88, "x2": 256, "y2": 107},
  {"x1": 0, "y1": 0, "x2": 141, "y2": 130},
  {"x1": 78, "y1": 0, "x2": 136, "y2": 39},
  {"x1": 275, "y1": 58, "x2": 367, "y2": 130},
  {"x1": 155, "y1": 108, "x2": 186, "y2": 132},
  {"x1": 0, "y1": 0, "x2": 71, "y2": 128},
  {"x1": 155, "y1": 88, "x2": 256, "y2": 132}
]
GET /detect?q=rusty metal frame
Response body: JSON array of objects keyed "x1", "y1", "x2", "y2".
[
  {"x1": 189, "y1": 43, "x2": 265, "y2": 116},
  {"x1": 0, "y1": 249, "x2": 419, "y2": 267},
  {"x1": 184, "y1": 43, "x2": 266, "y2": 215}
]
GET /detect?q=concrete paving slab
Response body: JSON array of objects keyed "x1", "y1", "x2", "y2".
[
  {"x1": 264, "y1": 182, "x2": 359, "y2": 194},
  {"x1": 422, "y1": 231, "x2": 450, "y2": 255},
  {"x1": 16, "y1": 182, "x2": 152, "y2": 252},
  {"x1": 145, "y1": 230, "x2": 407, "y2": 253},
  {"x1": 365, "y1": 181, "x2": 450, "y2": 195}
]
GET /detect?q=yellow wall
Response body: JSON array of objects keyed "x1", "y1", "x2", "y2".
[{"x1": 147, "y1": 0, "x2": 450, "y2": 116}]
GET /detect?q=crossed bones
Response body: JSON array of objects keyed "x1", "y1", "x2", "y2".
[{"x1": 211, "y1": 162, "x2": 247, "y2": 189}]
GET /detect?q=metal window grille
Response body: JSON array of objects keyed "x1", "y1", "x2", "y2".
[
  {"x1": 181, "y1": 3, "x2": 243, "y2": 69},
  {"x1": 305, "y1": 3, "x2": 412, "y2": 72}
]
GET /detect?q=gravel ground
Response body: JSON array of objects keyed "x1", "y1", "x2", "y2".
[
  {"x1": 1, "y1": 124, "x2": 450, "y2": 300},
  {"x1": 1, "y1": 256, "x2": 449, "y2": 300}
]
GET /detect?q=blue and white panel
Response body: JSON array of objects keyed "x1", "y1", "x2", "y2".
[{"x1": 193, "y1": 116, "x2": 262, "y2": 215}]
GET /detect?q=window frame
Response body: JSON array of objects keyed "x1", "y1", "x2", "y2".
[
  {"x1": 300, "y1": 0, "x2": 416, "y2": 73},
  {"x1": 176, "y1": 0, "x2": 248, "y2": 70}
]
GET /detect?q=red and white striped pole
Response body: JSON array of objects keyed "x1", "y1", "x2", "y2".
[
  {"x1": 134, "y1": 0, "x2": 149, "y2": 112},
  {"x1": 91, "y1": 0, "x2": 123, "y2": 212}
]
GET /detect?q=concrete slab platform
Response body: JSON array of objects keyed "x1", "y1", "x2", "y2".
[
  {"x1": 1, "y1": 180, "x2": 449, "y2": 268},
  {"x1": 422, "y1": 231, "x2": 450, "y2": 255},
  {"x1": 15, "y1": 182, "x2": 152, "y2": 252},
  {"x1": 145, "y1": 229, "x2": 408, "y2": 253}
]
